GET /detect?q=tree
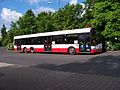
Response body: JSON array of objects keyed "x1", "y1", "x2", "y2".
[
  {"x1": 92, "y1": 0, "x2": 120, "y2": 50},
  {"x1": 1, "y1": 24, "x2": 7, "y2": 40},
  {"x1": 6, "y1": 2, "x2": 95, "y2": 45},
  {"x1": 17, "y1": 9, "x2": 37, "y2": 34},
  {"x1": 36, "y1": 12, "x2": 56, "y2": 33},
  {"x1": 52, "y1": 4, "x2": 86, "y2": 30},
  {"x1": 0, "y1": 24, "x2": 7, "y2": 46},
  {"x1": 6, "y1": 22, "x2": 18, "y2": 44}
]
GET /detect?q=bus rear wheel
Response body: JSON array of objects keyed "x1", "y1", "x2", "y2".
[
  {"x1": 68, "y1": 47, "x2": 76, "y2": 55},
  {"x1": 23, "y1": 48, "x2": 27, "y2": 53}
]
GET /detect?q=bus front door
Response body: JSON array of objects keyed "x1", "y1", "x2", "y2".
[
  {"x1": 79, "y1": 33, "x2": 91, "y2": 52},
  {"x1": 44, "y1": 36, "x2": 52, "y2": 52}
]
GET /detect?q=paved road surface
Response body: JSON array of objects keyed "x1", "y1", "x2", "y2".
[{"x1": 0, "y1": 47, "x2": 120, "y2": 90}]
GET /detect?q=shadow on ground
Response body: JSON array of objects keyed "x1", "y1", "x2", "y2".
[
  {"x1": 32, "y1": 55, "x2": 120, "y2": 77},
  {"x1": 0, "y1": 73, "x2": 4, "y2": 78}
]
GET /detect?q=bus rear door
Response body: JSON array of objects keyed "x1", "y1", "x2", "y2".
[{"x1": 44, "y1": 36, "x2": 52, "y2": 52}]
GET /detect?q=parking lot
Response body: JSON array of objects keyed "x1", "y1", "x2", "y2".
[{"x1": 0, "y1": 47, "x2": 120, "y2": 90}]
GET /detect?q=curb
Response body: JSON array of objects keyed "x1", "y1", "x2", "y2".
[{"x1": 0, "y1": 62, "x2": 14, "y2": 68}]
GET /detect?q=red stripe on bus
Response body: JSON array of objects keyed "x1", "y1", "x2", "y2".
[
  {"x1": 14, "y1": 48, "x2": 18, "y2": 52},
  {"x1": 52, "y1": 48, "x2": 79, "y2": 53},
  {"x1": 75, "y1": 48, "x2": 79, "y2": 53},
  {"x1": 52, "y1": 48, "x2": 68, "y2": 53},
  {"x1": 14, "y1": 48, "x2": 44, "y2": 52},
  {"x1": 91, "y1": 49, "x2": 97, "y2": 53},
  {"x1": 14, "y1": 48, "x2": 79, "y2": 53},
  {"x1": 34, "y1": 48, "x2": 44, "y2": 52}
]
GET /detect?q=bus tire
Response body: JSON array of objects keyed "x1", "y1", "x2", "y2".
[
  {"x1": 23, "y1": 47, "x2": 27, "y2": 53},
  {"x1": 68, "y1": 47, "x2": 76, "y2": 55},
  {"x1": 30, "y1": 47, "x2": 34, "y2": 53}
]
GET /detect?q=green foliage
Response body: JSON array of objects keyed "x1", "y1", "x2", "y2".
[
  {"x1": 1, "y1": 25, "x2": 7, "y2": 39},
  {"x1": 6, "y1": 43, "x2": 14, "y2": 50},
  {"x1": 36, "y1": 12, "x2": 56, "y2": 32},
  {"x1": 106, "y1": 41, "x2": 120, "y2": 51},
  {"x1": 0, "y1": 25, "x2": 7, "y2": 46},
  {"x1": 0, "y1": 3, "x2": 94, "y2": 46},
  {"x1": 3, "y1": 1, "x2": 120, "y2": 51},
  {"x1": 92, "y1": 0, "x2": 120, "y2": 50},
  {"x1": 17, "y1": 9, "x2": 37, "y2": 34},
  {"x1": 1, "y1": 0, "x2": 119, "y2": 51}
]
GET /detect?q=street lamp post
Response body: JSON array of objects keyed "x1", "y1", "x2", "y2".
[
  {"x1": 48, "y1": 0, "x2": 60, "y2": 18},
  {"x1": 58, "y1": 0, "x2": 60, "y2": 20},
  {"x1": 58, "y1": 0, "x2": 60, "y2": 11},
  {"x1": 48, "y1": 0, "x2": 60, "y2": 11}
]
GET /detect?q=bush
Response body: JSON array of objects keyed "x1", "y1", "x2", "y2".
[
  {"x1": 112, "y1": 43, "x2": 120, "y2": 51},
  {"x1": 106, "y1": 41, "x2": 120, "y2": 51},
  {"x1": 6, "y1": 43, "x2": 14, "y2": 50}
]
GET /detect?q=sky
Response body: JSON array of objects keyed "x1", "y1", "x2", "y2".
[{"x1": 0, "y1": 0, "x2": 85, "y2": 31}]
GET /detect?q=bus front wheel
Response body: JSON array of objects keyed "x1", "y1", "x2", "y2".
[
  {"x1": 68, "y1": 47, "x2": 76, "y2": 55},
  {"x1": 30, "y1": 47, "x2": 34, "y2": 53}
]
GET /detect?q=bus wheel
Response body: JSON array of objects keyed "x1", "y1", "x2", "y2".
[
  {"x1": 30, "y1": 47, "x2": 34, "y2": 53},
  {"x1": 68, "y1": 47, "x2": 76, "y2": 55},
  {"x1": 23, "y1": 48, "x2": 27, "y2": 53}
]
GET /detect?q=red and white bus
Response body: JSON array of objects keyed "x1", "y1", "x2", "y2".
[{"x1": 13, "y1": 27, "x2": 102, "y2": 54}]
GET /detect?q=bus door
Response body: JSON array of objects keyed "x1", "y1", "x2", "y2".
[
  {"x1": 17, "y1": 44, "x2": 21, "y2": 51},
  {"x1": 44, "y1": 36, "x2": 52, "y2": 52},
  {"x1": 78, "y1": 33, "x2": 91, "y2": 52},
  {"x1": 15, "y1": 39, "x2": 22, "y2": 51}
]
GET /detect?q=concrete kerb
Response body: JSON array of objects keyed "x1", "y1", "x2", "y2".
[{"x1": 0, "y1": 62, "x2": 15, "y2": 68}]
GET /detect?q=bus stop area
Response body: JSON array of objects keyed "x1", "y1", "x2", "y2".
[{"x1": 0, "y1": 50, "x2": 120, "y2": 90}]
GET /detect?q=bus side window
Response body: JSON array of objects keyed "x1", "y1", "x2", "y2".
[
  {"x1": 37, "y1": 37, "x2": 43, "y2": 44},
  {"x1": 54, "y1": 35, "x2": 66, "y2": 44},
  {"x1": 66, "y1": 34, "x2": 78, "y2": 44}
]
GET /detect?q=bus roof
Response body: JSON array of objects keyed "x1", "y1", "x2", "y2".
[{"x1": 14, "y1": 27, "x2": 92, "y2": 39}]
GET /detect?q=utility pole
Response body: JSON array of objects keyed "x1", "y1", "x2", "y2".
[
  {"x1": 58, "y1": 0, "x2": 60, "y2": 11},
  {"x1": 58, "y1": 0, "x2": 60, "y2": 20}
]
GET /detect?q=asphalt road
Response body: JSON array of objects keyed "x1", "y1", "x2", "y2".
[
  {"x1": 0, "y1": 47, "x2": 120, "y2": 90},
  {"x1": 0, "y1": 47, "x2": 96, "y2": 66}
]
